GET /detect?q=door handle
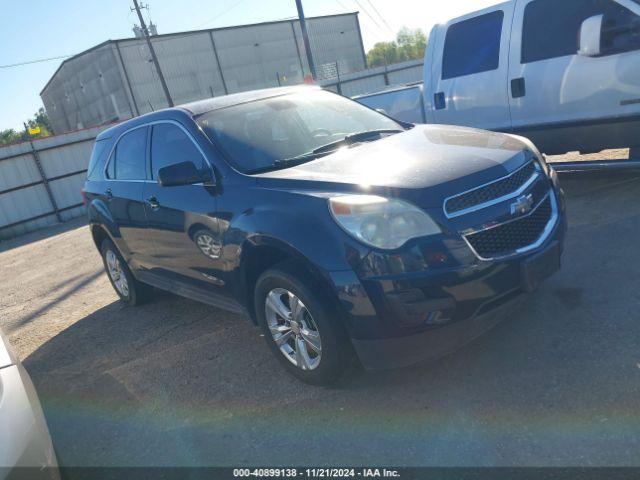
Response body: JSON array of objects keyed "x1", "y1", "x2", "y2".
[
  {"x1": 146, "y1": 196, "x2": 160, "y2": 210},
  {"x1": 434, "y1": 92, "x2": 446, "y2": 110},
  {"x1": 511, "y1": 77, "x2": 526, "y2": 98},
  {"x1": 105, "y1": 188, "x2": 113, "y2": 200}
]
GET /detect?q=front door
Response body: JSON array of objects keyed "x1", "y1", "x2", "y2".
[
  {"x1": 508, "y1": 0, "x2": 640, "y2": 153},
  {"x1": 142, "y1": 121, "x2": 227, "y2": 296},
  {"x1": 430, "y1": 4, "x2": 514, "y2": 131}
]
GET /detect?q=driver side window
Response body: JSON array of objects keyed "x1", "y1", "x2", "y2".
[
  {"x1": 150, "y1": 123, "x2": 207, "y2": 180},
  {"x1": 522, "y1": 0, "x2": 640, "y2": 63},
  {"x1": 600, "y1": 1, "x2": 640, "y2": 55}
]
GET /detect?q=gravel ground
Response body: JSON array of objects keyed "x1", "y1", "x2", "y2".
[
  {"x1": 1, "y1": 168, "x2": 640, "y2": 469},
  {"x1": 546, "y1": 148, "x2": 629, "y2": 163}
]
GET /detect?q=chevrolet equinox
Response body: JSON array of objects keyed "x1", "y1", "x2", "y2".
[{"x1": 84, "y1": 86, "x2": 566, "y2": 384}]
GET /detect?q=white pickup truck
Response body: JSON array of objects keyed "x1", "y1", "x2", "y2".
[{"x1": 356, "y1": 0, "x2": 640, "y2": 156}]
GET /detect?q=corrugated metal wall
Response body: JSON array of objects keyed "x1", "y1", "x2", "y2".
[
  {"x1": 301, "y1": 14, "x2": 366, "y2": 77},
  {"x1": 214, "y1": 21, "x2": 305, "y2": 93},
  {"x1": 41, "y1": 14, "x2": 366, "y2": 134},
  {"x1": 0, "y1": 125, "x2": 109, "y2": 240},
  {"x1": 41, "y1": 44, "x2": 134, "y2": 134},
  {"x1": 118, "y1": 31, "x2": 228, "y2": 115}
]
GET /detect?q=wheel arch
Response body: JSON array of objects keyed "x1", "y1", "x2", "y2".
[
  {"x1": 237, "y1": 236, "x2": 341, "y2": 325},
  {"x1": 90, "y1": 223, "x2": 115, "y2": 252}
]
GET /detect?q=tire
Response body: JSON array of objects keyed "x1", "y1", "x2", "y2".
[
  {"x1": 100, "y1": 238, "x2": 152, "y2": 306},
  {"x1": 254, "y1": 263, "x2": 352, "y2": 385}
]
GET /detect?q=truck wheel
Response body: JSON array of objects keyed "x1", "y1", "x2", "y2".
[
  {"x1": 254, "y1": 264, "x2": 352, "y2": 385},
  {"x1": 100, "y1": 238, "x2": 152, "y2": 306}
]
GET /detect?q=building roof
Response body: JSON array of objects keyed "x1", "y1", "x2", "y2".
[{"x1": 40, "y1": 12, "x2": 359, "y2": 95}]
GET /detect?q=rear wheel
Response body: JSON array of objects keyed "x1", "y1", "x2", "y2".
[
  {"x1": 255, "y1": 264, "x2": 352, "y2": 385},
  {"x1": 100, "y1": 238, "x2": 152, "y2": 306}
]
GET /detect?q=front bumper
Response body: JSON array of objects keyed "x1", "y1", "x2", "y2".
[
  {"x1": 329, "y1": 195, "x2": 567, "y2": 370},
  {"x1": 352, "y1": 290, "x2": 525, "y2": 370}
]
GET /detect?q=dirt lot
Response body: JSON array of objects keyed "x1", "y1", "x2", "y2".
[{"x1": 1, "y1": 169, "x2": 640, "y2": 468}]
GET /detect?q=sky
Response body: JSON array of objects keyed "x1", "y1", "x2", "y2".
[{"x1": 0, "y1": 0, "x2": 497, "y2": 132}]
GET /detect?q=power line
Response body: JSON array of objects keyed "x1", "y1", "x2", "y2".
[
  {"x1": 351, "y1": 0, "x2": 389, "y2": 38},
  {"x1": 362, "y1": 0, "x2": 395, "y2": 34},
  {"x1": 195, "y1": 0, "x2": 250, "y2": 29},
  {"x1": 334, "y1": 0, "x2": 351, "y2": 12},
  {"x1": 0, "y1": 54, "x2": 73, "y2": 69}
]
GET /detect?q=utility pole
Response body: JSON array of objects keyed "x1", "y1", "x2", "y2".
[
  {"x1": 295, "y1": 0, "x2": 316, "y2": 80},
  {"x1": 131, "y1": 0, "x2": 174, "y2": 107}
]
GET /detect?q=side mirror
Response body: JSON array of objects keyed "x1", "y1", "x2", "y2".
[
  {"x1": 157, "y1": 161, "x2": 214, "y2": 187},
  {"x1": 578, "y1": 14, "x2": 603, "y2": 57}
]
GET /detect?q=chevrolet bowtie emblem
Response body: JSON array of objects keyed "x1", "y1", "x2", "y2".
[{"x1": 511, "y1": 193, "x2": 534, "y2": 216}]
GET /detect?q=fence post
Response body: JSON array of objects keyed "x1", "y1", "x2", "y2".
[
  {"x1": 28, "y1": 138, "x2": 63, "y2": 223},
  {"x1": 383, "y1": 64, "x2": 390, "y2": 86},
  {"x1": 335, "y1": 61, "x2": 342, "y2": 95}
]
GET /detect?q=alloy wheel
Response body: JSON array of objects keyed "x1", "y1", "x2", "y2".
[
  {"x1": 106, "y1": 249, "x2": 129, "y2": 297},
  {"x1": 265, "y1": 288, "x2": 322, "y2": 370}
]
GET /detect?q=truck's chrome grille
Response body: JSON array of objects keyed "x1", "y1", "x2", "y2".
[
  {"x1": 464, "y1": 193, "x2": 555, "y2": 260},
  {"x1": 445, "y1": 162, "x2": 538, "y2": 217}
]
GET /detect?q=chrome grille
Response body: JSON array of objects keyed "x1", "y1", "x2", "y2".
[
  {"x1": 465, "y1": 194, "x2": 554, "y2": 260},
  {"x1": 445, "y1": 162, "x2": 538, "y2": 217}
]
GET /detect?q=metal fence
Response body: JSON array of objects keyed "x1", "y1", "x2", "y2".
[
  {"x1": 319, "y1": 59, "x2": 424, "y2": 97},
  {"x1": 0, "y1": 125, "x2": 110, "y2": 240}
]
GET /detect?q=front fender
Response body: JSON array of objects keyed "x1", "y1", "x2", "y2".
[
  {"x1": 222, "y1": 188, "x2": 370, "y2": 273},
  {"x1": 216, "y1": 187, "x2": 371, "y2": 312}
]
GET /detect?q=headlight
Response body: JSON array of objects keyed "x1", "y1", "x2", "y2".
[{"x1": 329, "y1": 195, "x2": 441, "y2": 250}]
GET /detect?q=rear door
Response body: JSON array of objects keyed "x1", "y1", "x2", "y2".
[
  {"x1": 508, "y1": 0, "x2": 640, "y2": 153},
  {"x1": 103, "y1": 126, "x2": 151, "y2": 270},
  {"x1": 142, "y1": 121, "x2": 227, "y2": 296},
  {"x1": 430, "y1": 3, "x2": 514, "y2": 130}
]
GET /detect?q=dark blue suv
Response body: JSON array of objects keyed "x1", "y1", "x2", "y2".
[{"x1": 84, "y1": 86, "x2": 566, "y2": 384}]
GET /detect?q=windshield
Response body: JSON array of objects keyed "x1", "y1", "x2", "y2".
[{"x1": 196, "y1": 90, "x2": 403, "y2": 173}]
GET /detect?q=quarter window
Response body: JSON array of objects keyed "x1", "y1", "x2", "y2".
[
  {"x1": 522, "y1": 0, "x2": 640, "y2": 63},
  {"x1": 87, "y1": 139, "x2": 111, "y2": 181},
  {"x1": 442, "y1": 11, "x2": 504, "y2": 80},
  {"x1": 150, "y1": 123, "x2": 207, "y2": 179},
  {"x1": 107, "y1": 127, "x2": 147, "y2": 180}
]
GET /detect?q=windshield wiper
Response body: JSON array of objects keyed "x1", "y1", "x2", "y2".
[
  {"x1": 315, "y1": 129, "x2": 404, "y2": 154},
  {"x1": 273, "y1": 129, "x2": 405, "y2": 167},
  {"x1": 246, "y1": 129, "x2": 404, "y2": 174}
]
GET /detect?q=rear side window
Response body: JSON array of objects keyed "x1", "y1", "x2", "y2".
[
  {"x1": 150, "y1": 123, "x2": 206, "y2": 179},
  {"x1": 107, "y1": 127, "x2": 147, "y2": 181},
  {"x1": 87, "y1": 139, "x2": 111, "y2": 181},
  {"x1": 522, "y1": 0, "x2": 640, "y2": 63},
  {"x1": 442, "y1": 11, "x2": 504, "y2": 80}
]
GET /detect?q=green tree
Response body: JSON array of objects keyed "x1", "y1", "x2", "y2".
[
  {"x1": 366, "y1": 27, "x2": 428, "y2": 68},
  {"x1": 0, "y1": 108, "x2": 53, "y2": 146},
  {"x1": 0, "y1": 129, "x2": 22, "y2": 145}
]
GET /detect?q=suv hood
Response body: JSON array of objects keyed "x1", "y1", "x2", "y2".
[{"x1": 255, "y1": 125, "x2": 532, "y2": 206}]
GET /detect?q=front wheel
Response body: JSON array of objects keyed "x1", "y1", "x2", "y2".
[
  {"x1": 101, "y1": 238, "x2": 152, "y2": 306},
  {"x1": 254, "y1": 264, "x2": 352, "y2": 385}
]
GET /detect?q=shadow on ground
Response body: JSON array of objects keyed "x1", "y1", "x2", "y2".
[{"x1": 0, "y1": 217, "x2": 87, "y2": 255}]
